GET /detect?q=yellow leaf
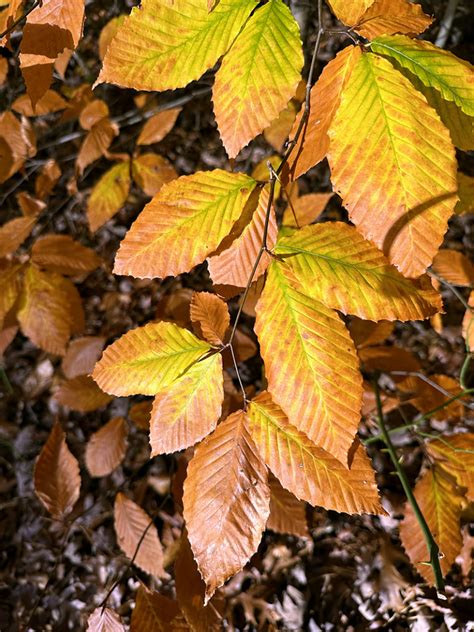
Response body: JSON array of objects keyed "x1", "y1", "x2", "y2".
[
  {"x1": 213, "y1": 0, "x2": 303, "y2": 158},
  {"x1": 114, "y1": 170, "x2": 257, "y2": 279},
  {"x1": 54, "y1": 375, "x2": 113, "y2": 412},
  {"x1": 85, "y1": 417, "x2": 128, "y2": 477},
  {"x1": 31, "y1": 234, "x2": 102, "y2": 276},
  {"x1": 276, "y1": 222, "x2": 441, "y2": 321},
  {"x1": 0, "y1": 215, "x2": 37, "y2": 257},
  {"x1": 150, "y1": 353, "x2": 223, "y2": 455},
  {"x1": 255, "y1": 263, "x2": 362, "y2": 464},
  {"x1": 183, "y1": 410, "x2": 270, "y2": 601},
  {"x1": 97, "y1": 0, "x2": 257, "y2": 91},
  {"x1": 207, "y1": 185, "x2": 277, "y2": 287},
  {"x1": 288, "y1": 46, "x2": 361, "y2": 180},
  {"x1": 267, "y1": 475, "x2": 308, "y2": 538},
  {"x1": 432, "y1": 249, "x2": 474, "y2": 287},
  {"x1": 137, "y1": 108, "x2": 182, "y2": 145},
  {"x1": 354, "y1": 0, "x2": 432, "y2": 40},
  {"x1": 426, "y1": 434, "x2": 474, "y2": 502},
  {"x1": 326, "y1": 0, "x2": 374, "y2": 26},
  {"x1": 17, "y1": 264, "x2": 83, "y2": 355},
  {"x1": 328, "y1": 51, "x2": 457, "y2": 277},
  {"x1": 87, "y1": 161, "x2": 131, "y2": 232},
  {"x1": 132, "y1": 153, "x2": 177, "y2": 197},
  {"x1": 92, "y1": 321, "x2": 211, "y2": 396},
  {"x1": 399, "y1": 465, "x2": 464, "y2": 583},
  {"x1": 456, "y1": 173, "x2": 474, "y2": 215},
  {"x1": 248, "y1": 392, "x2": 384, "y2": 514},
  {"x1": 114, "y1": 492, "x2": 165, "y2": 577},
  {"x1": 190, "y1": 292, "x2": 230, "y2": 346},
  {"x1": 34, "y1": 422, "x2": 81, "y2": 519},
  {"x1": 98, "y1": 15, "x2": 126, "y2": 61}
]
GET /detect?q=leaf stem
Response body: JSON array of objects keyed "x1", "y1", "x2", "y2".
[{"x1": 373, "y1": 377, "x2": 445, "y2": 592}]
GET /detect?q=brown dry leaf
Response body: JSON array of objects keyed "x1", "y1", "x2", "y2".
[
  {"x1": 61, "y1": 336, "x2": 105, "y2": 379},
  {"x1": 399, "y1": 465, "x2": 464, "y2": 584},
  {"x1": 137, "y1": 108, "x2": 182, "y2": 145},
  {"x1": 12, "y1": 89, "x2": 68, "y2": 116},
  {"x1": 183, "y1": 410, "x2": 270, "y2": 601},
  {"x1": 35, "y1": 159, "x2": 61, "y2": 199},
  {"x1": 129, "y1": 400, "x2": 152, "y2": 430},
  {"x1": 426, "y1": 433, "x2": 474, "y2": 502},
  {"x1": 361, "y1": 382, "x2": 399, "y2": 417},
  {"x1": 98, "y1": 15, "x2": 126, "y2": 61},
  {"x1": 359, "y1": 345, "x2": 421, "y2": 375},
  {"x1": 0, "y1": 215, "x2": 37, "y2": 257},
  {"x1": 263, "y1": 101, "x2": 297, "y2": 152},
  {"x1": 398, "y1": 374, "x2": 464, "y2": 418},
  {"x1": 155, "y1": 288, "x2": 194, "y2": 327},
  {"x1": 432, "y1": 249, "x2": 474, "y2": 287},
  {"x1": 60, "y1": 83, "x2": 93, "y2": 122},
  {"x1": 85, "y1": 417, "x2": 128, "y2": 477},
  {"x1": 17, "y1": 264, "x2": 83, "y2": 355},
  {"x1": 114, "y1": 492, "x2": 165, "y2": 577},
  {"x1": 132, "y1": 153, "x2": 177, "y2": 197},
  {"x1": 349, "y1": 319, "x2": 394, "y2": 349},
  {"x1": 232, "y1": 328, "x2": 257, "y2": 363},
  {"x1": 207, "y1": 186, "x2": 277, "y2": 287},
  {"x1": 457, "y1": 526, "x2": 474, "y2": 582},
  {"x1": 0, "y1": 0, "x2": 22, "y2": 47},
  {"x1": 0, "y1": 57, "x2": 8, "y2": 85},
  {"x1": 190, "y1": 292, "x2": 229, "y2": 346},
  {"x1": 267, "y1": 475, "x2": 308, "y2": 538},
  {"x1": 79, "y1": 99, "x2": 109, "y2": 130},
  {"x1": 77, "y1": 118, "x2": 119, "y2": 175},
  {"x1": 55, "y1": 48, "x2": 73, "y2": 77},
  {"x1": 282, "y1": 192, "x2": 333, "y2": 228},
  {"x1": 130, "y1": 586, "x2": 182, "y2": 632},
  {"x1": 87, "y1": 607, "x2": 125, "y2": 632},
  {"x1": 0, "y1": 261, "x2": 23, "y2": 329},
  {"x1": 34, "y1": 422, "x2": 81, "y2": 519},
  {"x1": 354, "y1": 0, "x2": 432, "y2": 39},
  {"x1": 54, "y1": 375, "x2": 113, "y2": 412},
  {"x1": 16, "y1": 191, "x2": 46, "y2": 216},
  {"x1": 0, "y1": 325, "x2": 19, "y2": 358},
  {"x1": 18, "y1": 54, "x2": 54, "y2": 108},
  {"x1": 31, "y1": 234, "x2": 102, "y2": 276},
  {"x1": 175, "y1": 533, "x2": 223, "y2": 632},
  {"x1": 0, "y1": 111, "x2": 36, "y2": 183},
  {"x1": 462, "y1": 291, "x2": 473, "y2": 351}
]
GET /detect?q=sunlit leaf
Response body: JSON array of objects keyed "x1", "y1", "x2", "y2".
[
  {"x1": 85, "y1": 417, "x2": 128, "y2": 477},
  {"x1": 92, "y1": 321, "x2": 211, "y2": 396},
  {"x1": 354, "y1": 0, "x2": 432, "y2": 40},
  {"x1": 326, "y1": 0, "x2": 374, "y2": 25},
  {"x1": 98, "y1": 15, "x2": 126, "y2": 61},
  {"x1": 0, "y1": 111, "x2": 36, "y2": 183},
  {"x1": 12, "y1": 89, "x2": 68, "y2": 116},
  {"x1": 267, "y1": 475, "x2": 308, "y2": 537},
  {"x1": 76, "y1": 117, "x2": 119, "y2": 174},
  {"x1": 432, "y1": 249, "x2": 474, "y2": 287},
  {"x1": 190, "y1": 292, "x2": 229, "y2": 346},
  {"x1": 87, "y1": 161, "x2": 131, "y2": 232},
  {"x1": 183, "y1": 410, "x2": 270, "y2": 600},
  {"x1": 87, "y1": 607, "x2": 125, "y2": 632},
  {"x1": 34, "y1": 422, "x2": 81, "y2": 519},
  {"x1": 213, "y1": 0, "x2": 303, "y2": 157},
  {"x1": 282, "y1": 192, "x2": 333, "y2": 228},
  {"x1": 114, "y1": 170, "x2": 257, "y2": 279}
]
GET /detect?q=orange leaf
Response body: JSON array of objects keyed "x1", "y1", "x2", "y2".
[
  {"x1": 137, "y1": 108, "x2": 182, "y2": 145},
  {"x1": 397, "y1": 374, "x2": 463, "y2": 418},
  {"x1": 462, "y1": 291, "x2": 473, "y2": 351},
  {"x1": 0, "y1": 111, "x2": 36, "y2": 183},
  {"x1": 129, "y1": 400, "x2": 152, "y2": 430},
  {"x1": 282, "y1": 192, "x2": 333, "y2": 228},
  {"x1": 132, "y1": 153, "x2": 177, "y2": 197},
  {"x1": 114, "y1": 170, "x2": 257, "y2": 279},
  {"x1": 85, "y1": 417, "x2": 128, "y2": 477},
  {"x1": 87, "y1": 607, "x2": 125, "y2": 632},
  {"x1": 263, "y1": 101, "x2": 298, "y2": 152},
  {"x1": 456, "y1": 173, "x2": 474, "y2": 215},
  {"x1": 326, "y1": 0, "x2": 374, "y2": 25},
  {"x1": 54, "y1": 375, "x2": 113, "y2": 412},
  {"x1": 98, "y1": 15, "x2": 126, "y2": 61},
  {"x1": 0, "y1": 215, "x2": 37, "y2": 257},
  {"x1": 248, "y1": 392, "x2": 384, "y2": 514},
  {"x1": 267, "y1": 475, "x2": 308, "y2": 537},
  {"x1": 207, "y1": 185, "x2": 277, "y2": 287},
  {"x1": 359, "y1": 345, "x2": 421, "y2": 375},
  {"x1": 114, "y1": 492, "x2": 165, "y2": 577},
  {"x1": 190, "y1": 292, "x2": 229, "y2": 346},
  {"x1": 0, "y1": 261, "x2": 23, "y2": 329},
  {"x1": 17, "y1": 191, "x2": 46, "y2": 217},
  {"x1": 76, "y1": 118, "x2": 119, "y2": 174},
  {"x1": 288, "y1": 46, "x2": 361, "y2": 179},
  {"x1": 431, "y1": 249, "x2": 474, "y2": 287},
  {"x1": 79, "y1": 99, "x2": 109, "y2": 130},
  {"x1": 19, "y1": 54, "x2": 54, "y2": 108},
  {"x1": 12, "y1": 89, "x2": 68, "y2": 116},
  {"x1": 87, "y1": 161, "x2": 131, "y2": 232},
  {"x1": 354, "y1": 0, "x2": 432, "y2": 40},
  {"x1": 17, "y1": 264, "x2": 84, "y2": 355},
  {"x1": 130, "y1": 586, "x2": 182, "y2": 632},
  {"x1": 21, "y1": 0, "x2": 85, "y2": 57},
  {"x1": 35, "y1": 158, "x2": 61, "y2": 199},
  {"x1": 426, "y1": 433, "x2": 474, "y2": 502},
  {"x1": 34, "y1": 422, "x2": 81, "y2": 519},
  {"x1": 62, "y1": 336, "x2": 106, "y2": 379},
  {"x1": 31, "y1": 234, "x2": 102, "y2": 276},
  {"x1": 399, "y1": 465, "x2": 464, "y2": 583},
  {"x1": 150, "y1": 353, "x2": 223, "y2": 456},
  {"x1": 349, "y1": 319, "x2": 394, "y2": 349},
  {"x1": 183, "y1": 410, "x2": 270, "y2": 601}
]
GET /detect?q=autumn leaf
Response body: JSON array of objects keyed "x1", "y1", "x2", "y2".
[
  {"x1": 12, "y1": 89, "x2": 68, "y2": 116},
  {"x1": 34, "y1": 422, "x2": 81, "y2": 519},
  {"x1": 282, "y1": 192, "x2": 333, "y2": 228},
  {"x1": 431, "y1": 249, "x2": 474, "y2": 287},
  {"x1": 275, "y1": 222, "x2": 442, "y2": 321},
  {"x1": 114, "y1": 170, "x2": 257, "y2": 279},
  {"x1": 92, "y1": 321, "x2": 211, "y2": 396},
  {"x1": 326, "y1": 0, "x2": 374, "y2": 25},
  {"x1": 190, "y1": 292, "x2": 229, "y2": 346},
  {"x1": 54, "y1": 375, "x2": 113, "y2": 412},
  {"x1": 426, "y1": 434, "x2": 474, "y2": 502},
  {"x1": 183, "y1": 410, "x2": 270, "y2": 601},
  {"x1": 150, "y1": 353, "x2": 224, "y2": 456},
  {"x1": 349, "y1": 319, "x2": 394, "y2": 350},
  {"x1": 31, "y1": 234, "x2": 102, "y2": 276},
  {"x1": 0, "y1": 261, "x2": 23, "y2": 329},
  {"x1": 0, "y1": 215, "x2": 37, "y2": 257},
  {"x1": 35, "y1": 158, "x2": 61, "y2": 199},
  {"x1": 248, "y1": 392, "x2": 384, "y2": 515},
  {"x1": 255, "y1": 262, "x2": 362, "y2": 464},
  {"x1": 98, "y1": 15, "x2": 126, "y2": 61},
  {"x1": 213, "y1": 0, "x2": 303, "y2": 158},
  {"x1": 132, "y1": 153, "x2": 177, "y2": 197},
  {"x1": 462, "y1": 292, "x2": 473, "y2": 351},
  {"x1": 354, "y1": 0, "x2": 432, "y2": 40},
  {"x1": 85, "y1": 417, "x2": 128, "y2": 477},
  {"x1": 114, "y1": 492, "x2": 165, "y2": 577},
  {"x1": 399, "y1": 465, "x2": 464, "y2": 583},
  {"x1": 130, "y1": 586, "x2": 182, "y2": 632},
  {"x1": 62, "y1": 336, "x2": 105, "y2": 379},
  {"x1": 456, "y1": 173, "x2": 474, "y2": 215},
  {"x1": 137, "y1": 108, "x2": 182, "y2": 145},
  {"x1": 97, "y1": 0, "x2": 257, "y2": 91},
  {"x1": 328, "y1": 51, "x2": 457, "y2": 277},
  {"x1": 359, "y1": 345, "x2": 421, "y2": 375},
  {"x1": 87, "y1": 607, "x2": 125, "y2": 632},
  {"x1": 398, "y1": 374, "x2": 464, "y2": 419},
  {"x1": 87, "y1": 161, "x2": 131, "y2": 232},
  {"x1": 79, "y1": 99, "x2": 110, "y2": 130},
  {"x1": 288, "y1": 46, "x2": 361, "y2": 180},
  {"x1": 129, "y1": 400, "x2": 152, "y2": 431},
  {"x1": 76, "y1": 117, "x2": 119, "y2": 174},
  {"x1": 267, "y1": 475, "x2": 308, "y2": 538},
  {"x1": 0, "y1": 111, "x2": 36, "y2": 183}
]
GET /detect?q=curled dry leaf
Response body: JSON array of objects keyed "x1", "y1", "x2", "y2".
[
  {"x1": 35, "y1": 159, "x2": 61, "y2": 199},
  {"x1": 54, "y1": 375, "x2": 113, "y2": 412},
  {"x1": 431, "y1": 249, "x2": 474, "y2": 287},
  {"x1": 190, "y1": 292, "x2": 229, "y2": 346},
  {"x1": 0, "y1": 215, "x2": 37, "y2": 258},
  {"x1": 462, "y1": 291, "x2": 473, "y2": 351},
  {"x1": 62, "y1": 336, "x2": 106, "y2": 379},
  {"x1": 132, "y1": 153, "x2": 178, "y2": 197},
  {"x1": 183, "y1": 410, "x2": 270, "y2": 601},
  {"x1": 79, "y1": 99, "x2": 109, "y2": 130},
  {"x1": 267, "y1": 475, "x2": 308, "y2": 538},
  {"x1": 31, "y1": 234, "x2": 102, "y2": 276},
  {"x1": 34, "y1": 422, "x2": 81, "y2": 519},
  {"x1": 87, "y1": 607, "x2": 125, "y2": 632},
  {"x1": 114, "y1": 492, "x2": 165, "y2": 577},
  {"x1": 0, "y1": 111, "x2": 36, "y2": 183},
  {"x1": 137, "y1": 107, "x2": 182, "y2": 145},
  {"x1": 85, "y1": 417, "x2": 128, "y2": 477},
  {"x1": 17, "y1": 191, "x2": 46, "y2": 217}
]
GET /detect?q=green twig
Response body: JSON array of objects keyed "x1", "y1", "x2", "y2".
[{"x1": 373, "y1": 377, "x2": 445, "y2": 592}]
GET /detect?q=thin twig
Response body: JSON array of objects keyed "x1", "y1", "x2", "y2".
[
  {"x1": 389, "y1": 371, "x2": 474, "y2": 410},
  {"x1": 373, "y1": 377, "x2": 445, "y2": 592},
  {"x1": 0, "y1": 0, "x2": 41, "y2": 40}
]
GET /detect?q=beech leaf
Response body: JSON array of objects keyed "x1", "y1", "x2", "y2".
[
  {"x1": 62, "y1": 336, "x2": 106, "y2": 379},
  {"x1": 137, "y1": 108, "x2": 182, "y2": 145},
  {"x1": 190, "y1": 292, "x2": 230, "y2": 346},
  {"x1": 131, "y1": 153, "x2": 177, "y2": 197},
  {"x1": 267, "y1": 475, "x2": 308, "y2": 538},
  {"x1": 87, "y1": 161, "x2": 131, "y2": 232},
  {"x1": 87, "y1": 608, "x2": 125, "y2": 632},
  {"x1": 354, "y1": 0, "x2": 432, "y2": 40},
  {"x1": 31, "y1": 234, "x2": 102, "y2": 276},
  {"x1": 54, "y1": 375, "x2": 113, "y2": 412},
  {"x1": 85, "y1": 417, "x2": 128, "y2": 477}
]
